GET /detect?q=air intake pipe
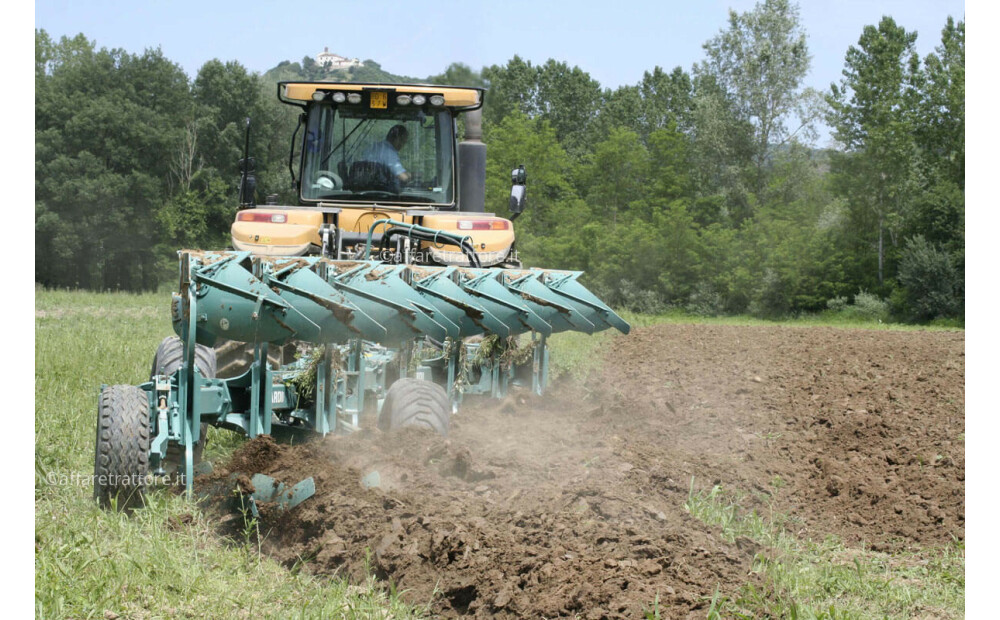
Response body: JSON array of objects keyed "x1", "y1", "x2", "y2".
[{"x1": 458, "y1": 108, "x2": 486, "y2": 213}]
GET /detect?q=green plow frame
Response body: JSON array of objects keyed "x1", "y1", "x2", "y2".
[{"x1": 173, "y1": 251, "x2": 629, "y2": 346}]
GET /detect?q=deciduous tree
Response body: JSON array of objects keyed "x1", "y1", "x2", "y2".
[
  {"x1": 700, "y1": 0, "x2": 813, "y2": 196},
  {"x1": 827, "y1": 16, "x2": 921, "y2": 287}
]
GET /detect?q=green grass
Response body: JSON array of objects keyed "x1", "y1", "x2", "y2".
[
  {"x1": 547, "y1": 328, "x2": 616, "y2": 382},
  {"x1": 684, "y1": 481, "x2": 965, "y2": 619},
  {"x1": 614, "y1": 307, "x2": 963, "y2": 331},
  {"x1": 35, "y1": 289, "x2": 426, "y2": 619}
]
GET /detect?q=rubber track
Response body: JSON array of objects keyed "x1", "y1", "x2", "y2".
[
  {"x1": 94, "y1": 385, "x2": 150, "y2": 511},
  {"x1": 379, "y1": 378, "x2": 451, "y2": 436}
]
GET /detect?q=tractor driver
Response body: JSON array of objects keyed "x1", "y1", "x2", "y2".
[{"x1": 361, "y1": 124, "x2": 411, "y2": 184}]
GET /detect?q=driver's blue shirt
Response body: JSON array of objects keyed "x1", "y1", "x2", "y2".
[{"x1": 361, "y1": 140, "x2": 406, "y2": 177}]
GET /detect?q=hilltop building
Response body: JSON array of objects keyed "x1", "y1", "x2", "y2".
[{"x1": 315, "y1": 47, "x2": 363, "y2": 71}]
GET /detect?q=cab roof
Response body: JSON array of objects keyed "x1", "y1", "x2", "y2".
[{"x1": 278, "y1": 81, "x2": 484, "y2": 111}]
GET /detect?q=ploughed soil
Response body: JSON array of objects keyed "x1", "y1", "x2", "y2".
[{"x1": 199, "y1": 324, "x2": 965, "y2": 619}]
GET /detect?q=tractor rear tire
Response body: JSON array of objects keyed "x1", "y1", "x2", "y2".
[
  {"x1": 94, "y1": 385, "x2": 151, "y2": 512},
  {"x1": 378, "y1": 378, "x2": 451, "y2": 436},
  {"x1": 151, "y1": 336, "x2": 216, "y2": 472},
  {"x1": 152, "y1": 335, "x2": 217, "y2": 379}
]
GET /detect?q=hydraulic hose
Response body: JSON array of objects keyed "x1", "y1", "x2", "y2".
[{"x1": 365, "y1": 219, "x2": 481, "y2": 268}]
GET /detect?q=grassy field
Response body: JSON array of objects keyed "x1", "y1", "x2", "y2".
[
  {"x1": 35, "y1": 289, "x2": 425, "y2": 619},
  {"x1": 35, "y1": 289, "x2": 964, "y2": 618},
  {"x1": 685, "y1": 483, "x2": 964, "y2": 619}
]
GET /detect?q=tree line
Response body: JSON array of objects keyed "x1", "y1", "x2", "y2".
[
  {"x1": 34, "y1": 0, "x2": 964, "y2": 322},
  {"x1": 36, "y1": 31, "x2": 298, "y2": 290}
]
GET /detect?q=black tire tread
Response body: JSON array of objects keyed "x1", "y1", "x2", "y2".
[
  {"x1": 379, "y1": 378, "x2": 450, "y2": 436},
  {"x1": 94, "y1": 385, "x2": 151, "y2": 511},
  {"x1": 151, "y1": 336, "x2": 217, "y2": 379}
]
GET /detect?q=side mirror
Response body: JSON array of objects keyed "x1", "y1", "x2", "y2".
[{"x1": 509, "y1": 165, "x2": 526, "y2": 219}]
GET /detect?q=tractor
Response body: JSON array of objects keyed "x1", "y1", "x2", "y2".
[{"x1": 94, "y1": 81, "x2": 629, "y2": 511}]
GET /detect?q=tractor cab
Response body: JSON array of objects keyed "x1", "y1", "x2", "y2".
[
  {"x1": 232, "y1": 82, "x2": 523, "y2": 267},
  {"x1": 289, "y1": 83, "x2": 473, "y2": 207}
]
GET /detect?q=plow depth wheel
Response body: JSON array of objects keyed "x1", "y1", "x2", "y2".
[
  {"x1": 93, "y1": 385, "x2": 150, "y2": 511},
  {"x1": 378, "y1": 378, "x2": 451, "y2": 436}
]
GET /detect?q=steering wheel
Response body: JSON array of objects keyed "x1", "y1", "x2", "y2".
[
  {"x1": 316, "y1": 170, "x2": 343, "y2": 191},
  {"x1": 405, "y1": 172, "x2": 425, "y2": 188}
]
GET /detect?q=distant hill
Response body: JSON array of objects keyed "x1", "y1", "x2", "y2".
[
  {"x1": 263, "y1": 57, "x2": 421, "y2": 85},
  {"x1": 262, "y1": 57, "x2": 485, "y2": 88}
]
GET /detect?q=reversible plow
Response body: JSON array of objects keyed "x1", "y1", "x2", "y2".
[
  {"x1": 95, "y1": 236, "x2": 628, "y2": 509},
  {"x1": 93, "y1": 80, "x2": 630, "y2": 512}
]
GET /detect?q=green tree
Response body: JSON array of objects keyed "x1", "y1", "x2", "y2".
[
  {"x1": 639, "y1": 66, "x2": 695, "y2": 137},
  {"x1": 156, "y1": 176, "x2": 233, "y2": 252},
  {"x1": 483, "y1": 110, "x2": 578, "y2": 265},
  {"x1": 647, "y1": 124, "x2": 694, "y2": 208},
  {"x1": 192, "y1": 60, "x2": 266, "y2": 178},
  {"x1": 35, "y1": 29, "x2": 55, "y2": 79},
  {"x1": 595, "y1": 202, "x2": 703, "y2": 308},
  {"x1": 535, "y1": 59, "x2": 603, "y2": 154},
  {"x1": 896, "y1": 235, "x2": 961, "y2": 321},
  {"x1": 588, "y1": 67, "x2": 694, "y2": 151},
  {"x1": 917, "y1": 17, "x2": 964, "y2": 189},
  {"x1": 827, "y1": 16, "x2": 921, "y2": 288},
  {"x1": 589, "y1": 84, "x2": 644, "y2": 142},
  {"x1": 909, "y1": 16, "x2": 964, "y2": 286},
  {"x1": 481, "y1": 56, "x2": 540, "y2": 125},
  {"x1": 688, "y1": 73, "x2": 755, "y2": 223},
  {"x1": 750, "y1": 149, "x2": 848, "y2": 315},
  {"x1": 578, "y1": 127, "x2": 649, "y2": 225},
  {"x1": 36, "y1": 32, "x2": 191, "y2": 290},
  {"x1": 482, "y1": 57, "x2": 602, "y2": 155},
  {"x1": 427, "y1": 62, "x2": 484, "y2": 87},
  {"x1": 700, "y1": 0, "x2": 813, "y2": 196}
]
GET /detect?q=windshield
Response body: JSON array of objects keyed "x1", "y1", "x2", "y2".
[{"x1": 300, "y1": 103, "x2": 456, "y2": 206}]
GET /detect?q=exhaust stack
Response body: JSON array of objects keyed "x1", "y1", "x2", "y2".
[{"x1": 458, "y1": 108, "x2": 486, "y2": 213}]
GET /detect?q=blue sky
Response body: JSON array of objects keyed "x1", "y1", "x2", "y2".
[{"x1": 35, "y1": 0, "x2": 964, "y2": 145}]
